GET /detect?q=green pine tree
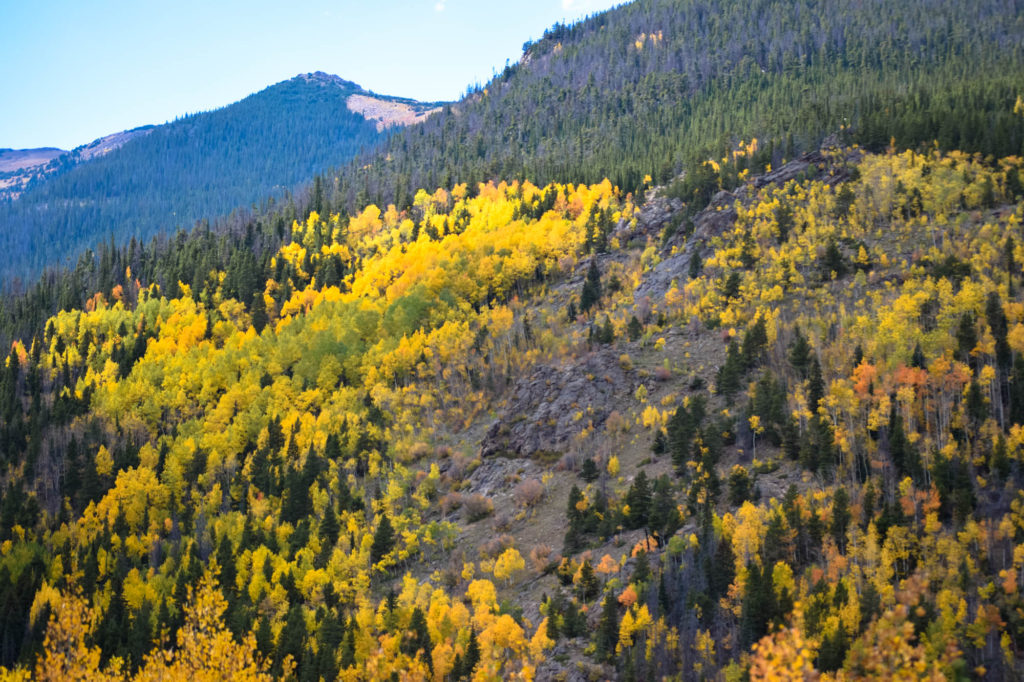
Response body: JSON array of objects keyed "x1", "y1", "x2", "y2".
[
  {"x1": 595, "y1": 595, "x2": 619, "y2": 663},
  {"x1": 580, "y1": 259, "x2": 603, "y2": 313},
  {"x1": 370, "y1": 514, "x2": 396, "y2": 565}
]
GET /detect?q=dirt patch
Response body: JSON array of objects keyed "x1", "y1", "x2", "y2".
[{"x1": 347, "y1": 94, "x2": 441, "y2": 131}]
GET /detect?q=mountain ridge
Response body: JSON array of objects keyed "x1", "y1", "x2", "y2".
[
  {"x1": 0, "y1": 72, "x2": 444, "y2": 285},
  {"x1": 0, "y1": 148, "x2": 65, "y2": 173}
]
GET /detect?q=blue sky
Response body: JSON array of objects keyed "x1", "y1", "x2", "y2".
[{"x1": 0, "y1": 0, "x2": 621, "y2": 150}]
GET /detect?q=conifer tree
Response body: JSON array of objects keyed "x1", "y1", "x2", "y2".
[
  {"x1": 822, "y1": 239, "x2": 847, "y2": 278},
  {"x1": 320, "y1": 505, "x2": 339, "y2": 550},
  {"x1": 370, "y1": 514, "x2": 395, "y2": 565},
  {"x1": 741, "y1": 317, "x2": 768, "y2": 368},
  {"x1": 565, "y1": 299, "x2": 578, "y2": 323},
  {"x1": 627, "y1": 315, "x2": 643, "y2": 340},
  {"x1": 580, "y1": 259, "x2": 602, "y2": 313},
  {"x1": 652, "y1": 429, "x2": 667, "y2": 455},
  {"x1": 563, "y1": 599, "x2": 584, "y2": 638},
  {"x1": 807, "y1": 356, "x2": 825, "y2": 412},
  {"x1": 595, "y1": 595, "x2": 619, "y2": 662},
  {"x1": 688, "y1": 251, "x2": 703, "y2": 279},
  {"x1": 624, "y1": 470, "x2": 652, "y2": 531},
  {"x1": 739, "y1": 561, "x2": 775, "y2": 647},
  {"x1": 464, "y1": 627, "x2": 480, "y2": 678},
  {"x1": 544, "y1": 595, "x2": 562, "y2": 642},
  {"x1": 722, "y1": 271, "x2": 741, "y2": 299},
  {"x1": 716, "y1": 341, "x2": 743, "y2": 397},
  {"x1": 649, "y1": 474, "x2": 681, "y2": 544},
  {"x1": 275, "y1": 603, "x2": 306, "y2": 676},
  {"x1": 786, "y1": 325, "x2": 811, "y2": 376},
  {"x1": 1006, "y1": 235, "x2": 1017, "y2": 294},
  {"x1": 340, "y1": 618, "x2": 357, "y2": 669},
  {"x1": 831, "y1": 487, "x2": 851, "y2": 553},
  {"x1": 403, "y1": 607, "x2": 432, "y2": 669},
  {"x1": 255, "y1": 616, "x2": 274, "y2": 658},
  {"x1": 216, "y1": 535, "x2": 236, "y2": 591},
  {"x1": 564, "y1": 485, "x2": 586, "y2": 554},
  {"x1": 955, "y1": 313, "x2": 977, "y2": 367},
  {"x1": 887, "y1": 406, "x2": 920, "y2": 480},
  {"x1": 580, "y1": 458, "x2": 599, "y2": 483},
  {"x1": 578, "y1": 559, "x2": 600, "y2": 601}
]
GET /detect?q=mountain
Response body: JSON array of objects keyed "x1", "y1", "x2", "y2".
[
  {"x1": 0, "y1": 148, "x2": 65, "y2": 173},
  {"x1": 3, "y1": 0, "x2": 1022, "y2": 339},
  {"x1": 0, "y1": 130, "x2": 156, "y2": 203},
  {"x1": 323, "y1": 0, "x2": 1024, "y2": 211},
  {"x1": 0, "y1": 147, "x2": 66, "y2": 199},
  {"x1": 2, "y1": 0, "x2": 1024, "y2": 677},
  {"x1": 0, "y1": 73, "x2": 443, "y2": 285}
]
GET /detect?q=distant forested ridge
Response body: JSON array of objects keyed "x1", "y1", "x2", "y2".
[{"x1": 0, "y1": 74, "x2": 420, "y2": 284}]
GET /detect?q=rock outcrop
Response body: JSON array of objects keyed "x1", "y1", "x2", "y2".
[{"x1": 481, "y1": 348, "x2": 637, "y2": 459}]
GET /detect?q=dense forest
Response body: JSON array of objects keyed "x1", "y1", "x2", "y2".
[
  {"x1": 2, "y1": 144, "x2": 1024, "y2": 679},
  {"x1": 4, "y1": 0, "x2": 1023, "y2": 342},
  {"x1": 325, "y1": 0, "x2": 1024, "y2": 208},
  {"x1": 0, "y1": 73, "x2": 413, "y2": 285},
  {"x1": 1, "y1": 0, "x2": 1024, "y2": 678}
]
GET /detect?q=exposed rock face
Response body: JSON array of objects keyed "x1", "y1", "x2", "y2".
[
  {"x1": 633, "y1": 189, "x2": 737, "y2": 302},
  {"x1": 466, "y1": 457, "x2": 544, "y2": 498},
  {"x1": 482, "y1": 148, "x2": 840, "y2": 461},
  {"x1": 295, "y1": 71, "x2": 362, "y2": 90},
  {"x1": 481, "y1": 348, "x2": 636, "y2": 459},
  {"x1": 752, "y1": 155, "x2": 816, "y2": 188},
  {"x1": 634, "y1": 195, "x2": 683, "y2": 235},
  {"x1": 347, "y1": 94, "x2": 442, "y2": 131},
  {"x1": 533, "y1": 647, "x2": 610, "y2": 682},
  {"x1": 633, "y1": 151, "x2": 842, "y2": 304}
]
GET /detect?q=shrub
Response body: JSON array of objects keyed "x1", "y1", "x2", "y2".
[
  {"x1": 480, "y1": 534, "x2": 515, "y2": 558},
  {"x1": 492, "y1": 511, "x2": 514, "y2": 532},
  {"x1": 529, "y1": 544, "x2": 555, "y2": 573},
  {"x1": 605, "y1": 411, "x2": 628, "y2": 434},
  {"x1": 514, "y1": 479, "x2": 545, "y2": 508},
  {"x1": 447, "y1": 453, "x2": 472, "y2": 480},
  {"x1": 407, "y1": 441, "x2": 431, "y2": 460},
  {"x1": 464, "y1": 493, "x2": 494, "y2": 522},
  {"x1": 440, "y1": 492, "x2": 464, "y2": 517}
]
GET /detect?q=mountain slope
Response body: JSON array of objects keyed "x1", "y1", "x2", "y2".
[
  {"x1": 325, "y1": 0, "x2": 1024, "y2": 210},
  {"x1": 2, "y1": 144, "x2": 1024, "y2": 679},
  {"x1": 3, "y1": 0, "x2": 1023, "y2": 341},
  {"x1": 0, "y1": 148, "x2": 65, "y2": 174},
  {"x1": 0, "y1": 73, "x2": 442, "y2": 285},
  {"x1": 1, "y1": 1, "x2": 1024, "y2": 674},
  {"x1": 0, "y1": 130, "x2": 156, "y2": 203},
  {"x1": 0, "y1": 148, "x2": 66, "y2": 200}
]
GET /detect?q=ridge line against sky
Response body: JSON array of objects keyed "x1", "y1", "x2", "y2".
[{"x1": 0, "y1": 0, "x2": 620, "y2": 151}]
